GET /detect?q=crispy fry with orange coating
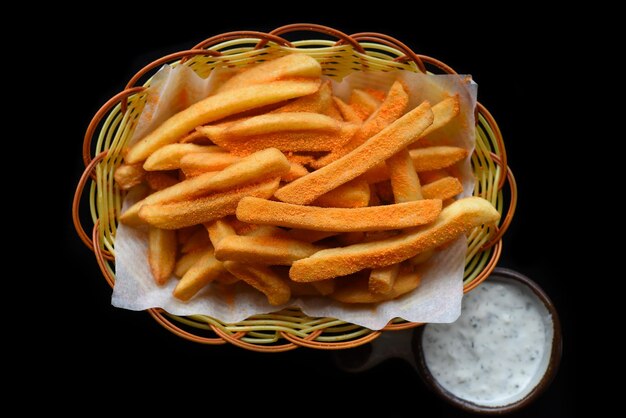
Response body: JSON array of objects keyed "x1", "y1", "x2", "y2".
[
  {"x1": 114, "y1": 163, "x2": 145, "y2": 190},
  {"x1": 421, "y1": 177, "x2": 464, "y2": 200},
  {"x1": 145, "y1": 172, "x2": 179, "y2": 191},
  {"x1": 223, "y1": 261, "x2": 291, "y2": 306},
  {"x1": 143, "y1": 144, "x2": 221, "y2": 171},
  {"x1": 333, "y1": 96, "x2": 362, "y2": 124},
  {"x1": 332, "y1": 266, "x2": 421, "y2": 303},
  {"x1": 290, "y1": 197, "x2": 500, "y2": 282},
  {"x1": 206, "y1": 218, "x2": 237, "y2": 247},
  {"x1": 173, "y1": 249, "x2": 226, "y2": 301},
  {"x1": 273, "y1": 80, "x2": 332, "y2": 114},
  {"x1": 312, "y1": 178, "x2": 370, "y2": 208},
  {"x1": 417, "y1": 95, "x2": 460, "y2": 139},
  {"x1": 197, "y1": 122, "x2": 358, "y2": 155},
  {"x1": 287, "y1": 229, "x2": 339, "y2": 243},
  {"x1": 139, "y1": 178, "x2": 280, "y2": 229},
  {"x1": 220, "y1": 112, "x2": 341, "y2": 137},
  {"x1": 350, "y1": 89, "x2": 381, "y2": 120},
  {"x1": 283, "y1": 162, "x2": 309, "y2": 182},
  {"x1": 410, "y1": 146, "x2": 468, "y2": 172},
  {"x1": 274, "y1": 101, "x2": 433, "y2": 205},
  {"x1": 217, "y1": 54, "x2": 321, "y2": 92},
  {"x1": 179, "y1": 152, "x2": 241, "y2": 176},
  {"x1": 125, "y1": 79, "x2": 321, "y2": 163},
  {"x1": 369, "y1": 263, "x2": 401, "y2": 295},
  {"x1": 387, "y1": 149, "x2": 423, "y2": 202},
  {"x1": 148, "y1": 227, "x2": 177, "y2": 285},
  {"x1": 313, "y1": 81, "x2": 409, "y2": 168},
  {"x1": 215, "y1": 234, "x2": 323, "y2": 265},
  {"x1": 237, "y1": 197, "x2": 441, "y2": 232}
]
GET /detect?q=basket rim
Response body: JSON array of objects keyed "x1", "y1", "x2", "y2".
[{"x1": 73, "y1": 24, "x2": 517, "y2": 351}]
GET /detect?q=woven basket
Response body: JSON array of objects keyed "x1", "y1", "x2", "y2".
[{"x1": 73, "y1": 24, "x2": 517, "y2": 352}]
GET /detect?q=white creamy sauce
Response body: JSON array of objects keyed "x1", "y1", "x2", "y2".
[{"x1": 422, "y1": 280, "x2": 553, "y2": 407}]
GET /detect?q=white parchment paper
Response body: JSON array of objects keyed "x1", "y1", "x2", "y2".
[{"x1": 112, "y1": 64, "x2": 477, "y2": 330}]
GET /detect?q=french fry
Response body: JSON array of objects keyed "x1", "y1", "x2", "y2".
[
  {"x1": 243, "y1": 225, "x2": 288, "y2": 238},
  {"x1": 418, "y1": 95, "x2": 460, "y2": 139},
  {"x1": 174, "y1": 249, "x2": 207, "y2": 277},
  {"x1": 410, "y1": 146, "x2": 469, "y2": 172},
  {"x1": 408, "y1": 249, "x2": 434, "y2": 266},
  {"x1": 217, "y1": 54, "x2": 321, "y2": 92},
  {"x1": 421, "y1": 177, "x2": 464, "y2": 200},
  {"x1": 114, "y1": 163, "x2": 145, "y2": 190},
  {"x1": 350, "y1": 88, "x2": 381, "y2": 120},
  {"x1": 418, "y1": 169, "x2": 450, "y2": 184},
  {"x1": 220, "y1": 112, "x2": 341, "y2": 137},
  {"x1": 274, "y1": 101, "x2": 433, "y2": 205},
  {"x1": 283, "y1": 162, "x2": 309, "y2": 182},
  {"x1": 369, "y1": 263, "x2": 400, "y2": 295},
  {"x1": 148, "y1": 227, "x2": 177, "y2": 285},
  {"x1": 333, "y1": 96, "x2": 362, "y2": 124},
  {"x1": 236, "y1": 197, "x2": 442, "y2": 232},
  {"x1": 142, "y1": 148, "x2": 289, "y2": 206},
  {"x1": 215, "y1": 234, "x2": 323, "y2": 265},
  {"x1": 180, "y1": 152, "x2": 240, "y2": 176},
  {"x1": 387, "y1": 149, "x2": 423, "y2": 202},
  {"x1": 125, "y1": 79, "x2": 321, "y2": 163},
  {"x1": 313, "y1": 80, "x2": 409, "y2": 168},
  {"x1": 173, "y1": 249, "x2": 226, "y2": 301},
  {"x1": 312, "y1": 178, "x2": 370, "y2": 208},
  {"x1": 331, "y1": 266, "x2": 421, "y2": 303},
  {"x1": 198, "y1": 122, "x2": 358, "y2": 155},
  {"x1": 324, "y1": 99, "x2": 343, "y2": 121},
  {"x1": 143, "y1": 144, "x2": 221, "y2": 171},
  {"x1": 145, "y1": 172, "x2": 179, "y2": 191},
  {"x1": 223, "y1": 261, "x2": 291, "y2": 306},
  {"x1": 206, "y1": 218, "x2": 237, "y2": 247},
  {"x1": 273, "y1": 80, "x2": 332, "y2": 114},
  {"x1": 181, "y1": 228, "x2": 211, "y2": 253},
  {"x1": 139, "y1": 178, "x2": 280, "y2": 229},
  {"x1": 290, "y1": 197, "x2": 500, "y2": 282}
]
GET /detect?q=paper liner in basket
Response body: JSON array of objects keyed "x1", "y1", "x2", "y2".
[{"x1": 112, "y1": 63, "x2": 477, "y2": 330}]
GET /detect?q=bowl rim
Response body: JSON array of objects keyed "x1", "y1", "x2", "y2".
[{"x1": 413, "y1": 267, "x2": 563, "y2": 414}]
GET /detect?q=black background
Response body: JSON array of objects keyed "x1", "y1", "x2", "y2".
[{"x1": 57, "y1": 11, "x2": 575, "y2": 416}]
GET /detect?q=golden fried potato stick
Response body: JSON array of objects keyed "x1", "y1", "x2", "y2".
[
  {"x1": 143, "y1": 144, "x2": 221, "y2": 171},
  {"x1": 408, "y1": 249, "x2": 434, "y2": 266},
  {"x1": 198, "y1": 122, "x2": 358, "y2": 155},
  {"x1": 361, "y1": 146, "x2": 469, "y2": 184},
  {"x1": 223, "y1": 261, "x2": 291, "y2": 306},
  {"x1": 410, "y1": 146, "x2": 469, "y2": 172},
  {"x1": 418, "y1": 169, "x2": 450, "y2": 184},
  {"x1": 144, "y1": 172, "x2": 178, "y2": 191},
  {"x1": 143, "y1": 148, "x2": 289, "y2": 206},
  {"x1": 369, "y1": 263, "x2": 400, "y2": 295},
  {"x1": 274, "y1": 101, "x2": 433, "y2": 205},
  {"x1": 217, "y1": 54, "x2": 321, "y2": 92},
  {"x1": 350, "y1": 88, "x2": 381, "y2": 120},
  {"x1": 181, "y1": 228, "x2": 211, "y2": 253},
  {"x1": 215, "y1": 234, "x2": 323, "y2": 265},
  {"x1": 148, "y1": 227, "x2": 177, "y2": 285},
  {"x1": 290, "y1": 197, "x2": 500, "y2": 282},
  {"x1": 221, "y1": 112, "x2": 341, "y2": 137},
  {"x1": 313, "y1": 81, "x2": 409, "y2": 168},
  {"x1": 173, "y1": 249, "x2": 226, "y2": 301},
  {"x1": 333, "y1": 96, "x2": 362, "y2": 124},
  {"x1": 237, "y1": 197, "x2": 441, "y2": 232},
  {"x1": 324, "y1": 99, "x2": 343, "y2": 121},
  {"x1": 283, "y1": 162, "x2": 309, "y2": 182},
  {"x1": 125, "y1": 79, "x2": 321, "y2": 163},
  {"x1": 312, "y1": 178, "x2": 370, "y2": 208},
  {"x1": 114, "y1": 163, "x2": 145, "y2": 190},
  {"x1": 180, "y1": 152, "x2": 241, "y2": 176},
  {"x1": 274, "y1": 80, "x2": 332, "y2": 114},
  {"x1": 331, "y1": 267, "x2": 421, "y2": 303},
  {"x1": 174, "y1": 249, "x2": 206, "y2": 277},
  {"x1": 387, "y1": 149, "x2": 423, "y2": 202},
  {"x1": 421, "y1": 177, "x2": 464, "y2": 200},
  {"x1": 139, "y1": 178, "x2": 280, "y2": 229},
  {"x1": 416, "y1": 95, "x2": 460, "y2": 139},
  {"x1": 206, "y1": 218, "x2": 237, "y2": 247}
]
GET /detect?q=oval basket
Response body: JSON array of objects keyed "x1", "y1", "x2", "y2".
[{"x1": 73, "y1": 24, "x2": 517, "y2": 352}]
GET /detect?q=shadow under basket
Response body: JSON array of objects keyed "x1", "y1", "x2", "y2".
[{"x1": 73, "y1": 24, "x2": 517, "y2": 352}]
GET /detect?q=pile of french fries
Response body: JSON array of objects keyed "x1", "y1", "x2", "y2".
[{"x1": 115, "y1": 53, "x2": 500, "y2": 306}]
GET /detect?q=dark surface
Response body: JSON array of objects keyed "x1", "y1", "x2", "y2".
[{"x1": 57, "y1": 12, "x2": 575, "y2": 416}]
